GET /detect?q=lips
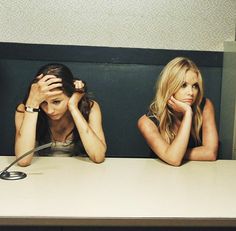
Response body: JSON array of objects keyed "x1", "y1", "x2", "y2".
[
  {"x1": 183, "y1": 99, "x2": 193, "y2": 102},
  {"x1": 182, "y1": 99, "x2": 194, "y2": 105}
]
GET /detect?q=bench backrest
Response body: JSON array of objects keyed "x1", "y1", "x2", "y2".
[{"x1": 0, "y1": 43, "x2": 223, "y2": 157}]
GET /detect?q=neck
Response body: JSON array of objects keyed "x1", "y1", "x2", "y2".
[{"x1": 49, "y1": 111, "x2": 75, "y2": 142}]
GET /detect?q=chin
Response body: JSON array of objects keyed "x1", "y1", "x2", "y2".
[
  {"x1": 186, "y1": 102, "x2": 193, "y2": 106},
  {"x1": 48, "y1": 115, "x2": 61, "y2": 120},
  {"x1": 181, "y1": 99, "x2": 194, "y2": 105}
]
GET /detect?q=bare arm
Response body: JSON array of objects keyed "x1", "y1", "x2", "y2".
[
  {"x1": 68, "y1": 80, "x2": 106, "y2": 163},
  {"x1": 138, "y1": 96, "x2": 194, "y2": 166},
  {"x1": 185, "y1": 98, "x2": 218, "y2": 161},
  {"x1": 15, "y1": 75, "x2": 62, "y2": 166},
  {"x1": 138, "y1": 108, "x2": 192, "y2": 167},
  {"x1": 15, "y1": 104, "x2": 38, "y2": 166},
  {"x1": 69, "y1": 100, "x2": 107, "y2": 163}
]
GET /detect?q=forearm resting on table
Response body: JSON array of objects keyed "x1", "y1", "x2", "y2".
[
  {"x1": 162, "y1": 112, "x2": 192, "y2": 166},
  {"x1": 185, "y1": 145, "x2": 218, "y2": 161},
  {"x1": 15, "y1": 113, "x2": 38, "y2": 166}
]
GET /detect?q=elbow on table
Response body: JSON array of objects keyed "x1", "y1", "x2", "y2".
[
  {"x1": 161, "y1": 155, "x2": 183, "y2": 167},
  {"x1": 167, "y1": 159, "x2": 182, "y2": 167},
  {"x1": 92, "y1": 146, "x2": 107, "y2": 164},
  {"x1": 206, "y1": 150, "x2": 218, "y2": 161},
  {"x1": 205, "y1": 144, "x2": 218, "y2": 161},
  {"x1": 17, "y1": 159, "x2": 31, "y2": 167},
  {"x1": 93, "y1": 155, "x2": 105, "y2": 164}
]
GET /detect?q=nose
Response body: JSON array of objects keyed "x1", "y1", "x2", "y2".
[
  {"x1": 187, "y1": 86, "x2": 193, "y2": 96},
  {"x1": 46, "y1": 104, "x2": 55, "y2": 114}
]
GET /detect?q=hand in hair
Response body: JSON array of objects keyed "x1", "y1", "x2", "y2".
[
  {"x1": 68, "y1": 80, "x2": 86, "y2": 110},
  {"x1": 168, "y1": 96, "x2": 192, "y2": 115},
  {"x1": 74, "y1": 79, "x2": 86, "y2": 93},
  {"x1": 27, "y1": 74, "x2": 63, "y2": 107}
]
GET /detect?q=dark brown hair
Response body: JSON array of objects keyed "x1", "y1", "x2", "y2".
[{"x1": 19, "y1": 63, "x2": 93, "y2": 154}]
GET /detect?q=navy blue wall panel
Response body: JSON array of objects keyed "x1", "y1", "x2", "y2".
[{"x1": 0, "y1": 43, "x2": 223, "y2": 157}]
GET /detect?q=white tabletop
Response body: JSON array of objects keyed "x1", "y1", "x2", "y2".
[{"x1": 0, "y1": 156, "x2": 236, "y2": 227}]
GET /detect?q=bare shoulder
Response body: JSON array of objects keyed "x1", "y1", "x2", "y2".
[
  {"x1": 138, "y1": 114, "x2": 157, "y2": 134},
  {"x1": 202, "y1": 98, "x2": 217, "y2": 129},
  {"x1": 138, "y1": 115, "x2": 164, "y2": 157},
  {"x1": 137, "y1": 115, "x2": 148, "y2": 128},
  {"x1": 90, "y1": 100, "x2": 101, "y2": 112},
  {"x1": 203, "y1": 98, "x2": 215, "y2": 115},
  {"x1": 89, "y1": 100, "x2": 102, "y2": 123}
]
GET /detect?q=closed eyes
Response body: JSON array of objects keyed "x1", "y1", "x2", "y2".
[{"x1": 53, "y1": 100, "x2": 61, "y2": 105}]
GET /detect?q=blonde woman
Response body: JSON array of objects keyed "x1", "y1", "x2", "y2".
[{"x1": 138, "y1": 57, "x2": 218, "y2": 166}]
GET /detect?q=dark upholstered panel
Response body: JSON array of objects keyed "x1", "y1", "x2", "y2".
[{"x1": 0, "y1": 43, "x2": 223, "y2": 157}]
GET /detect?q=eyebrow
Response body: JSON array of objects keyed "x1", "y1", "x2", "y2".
[
  {"x1": 183, "y1": 81, "x2": 199, "y2": 85},
  {"x1": 51, "y1": 98, "x2": 62, "y2": 101}
]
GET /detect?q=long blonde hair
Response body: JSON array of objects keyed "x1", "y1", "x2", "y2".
[{"x1": 150, "y1": 57, "x2": 204, "y2": 144}]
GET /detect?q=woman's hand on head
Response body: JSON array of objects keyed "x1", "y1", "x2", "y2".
[
  {"x1": 27, "y1": 74, "x2": 63, "y2": 106},
  {"x1": 168, "y1": 96, "x2": 192, "y2": 114},
  {"x1": 68, "y1": 80, "x2": 85, "y2": 110}
]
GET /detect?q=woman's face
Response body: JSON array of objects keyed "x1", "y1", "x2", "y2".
[
  {"x1": 173, "y1": 70, "x2": 199, "y2": 106},
  {"x1": 40, "y1": 92, "x2": 70, "y2": 120}
]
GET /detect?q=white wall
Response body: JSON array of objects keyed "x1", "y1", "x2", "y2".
[{"x1": 0, "y1": 0, "x2": 235, "y2": 51}]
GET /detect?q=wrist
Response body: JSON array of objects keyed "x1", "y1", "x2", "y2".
[
  {"x1": 25, "y1": 105, "x2": 40, "y2": 113},
  {"x1": 27, "y1": 91, "x2": 43, "y2": 107},
  {"x1": 26, "y1": 99, "x2": 40, "y2": 109},
  {"x1": 25, "y1": 98, "x2": 40, "y2": 113},
  {"x1": 184, "y1": 108, "x2": 193, "y2": 116},
  {"x1": 68, "y1": 104, "x2": 78, "y2": 112}
]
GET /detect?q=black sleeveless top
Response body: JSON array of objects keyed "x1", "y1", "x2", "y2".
[{"x1": 146, "y1": 97, "x2": 206, "y2": 157}]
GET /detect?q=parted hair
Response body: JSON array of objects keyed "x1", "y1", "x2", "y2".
[{"x1": 150, "y1": 57, "x2": 203, "y2": 144}]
